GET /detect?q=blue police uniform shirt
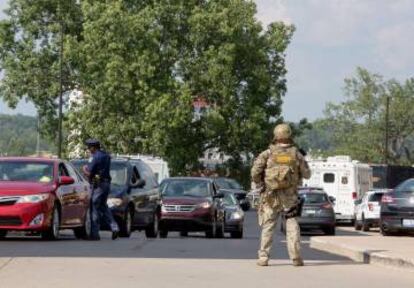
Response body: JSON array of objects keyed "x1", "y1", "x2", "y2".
[{"x1": 87, "y1": 150, "x2": 111, "y2": 182}]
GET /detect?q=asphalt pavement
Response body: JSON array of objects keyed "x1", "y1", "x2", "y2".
[{"x1": 1, "y1": 211, "x2": 414, "y2": 288}]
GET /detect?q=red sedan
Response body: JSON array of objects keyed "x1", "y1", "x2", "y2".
[{"x1": 0, "y1": 157, "x2": 91, "y2": 240}]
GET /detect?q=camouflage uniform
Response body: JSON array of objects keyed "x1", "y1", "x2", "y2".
[{"x1": 251, "y1": 125, "x2": 311, "y2": 266}]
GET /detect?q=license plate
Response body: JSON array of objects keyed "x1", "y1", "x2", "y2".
[
  {"x1": 402, "y1": 219, "x2": 414, "y2": 227},
  {"x1": 306, "y1": 210, "x2": 316, "y2": 215}
]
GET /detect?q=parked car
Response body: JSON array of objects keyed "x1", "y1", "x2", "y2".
[
  {"x1": 71, "y1": 158, "x2": 161, "y2": 238},
  {"x1": 215, "y1": 177, "x2": 250, "y2": 211},
  {"x1": 221, "y1": 190, "x2": 244, "y2": 238},
  {"x1": 380, "y1": 179, "x2": 414, "y2": 236},
  {"x1": 0, "y1": 157, "x2": 91, "y2": 240},
  {"x1": 159, "y1": 177, "x2": 225, "y2": 238},
  {"x1": 354, "y1": 190, "x2": 389, "y2": 231},
  {"x1": 282, "y1": 188, "x2": 336, "y2": 235}
]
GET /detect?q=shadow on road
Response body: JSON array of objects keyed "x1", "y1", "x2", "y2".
[{"x1": 0, "y1": 211, "x2": 355, "y2": 265}]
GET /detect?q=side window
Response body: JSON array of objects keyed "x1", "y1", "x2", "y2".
[
  {"x1": 136, "y1": 162, "x2": 157, "y2": 189},
  {"x1": 323, "y1": 173, "x2": 335, "y2": 183},
  {"x1": 65, "y1": 163, "x2": 80, "y2": 182},
  {"x1": 131, "y1": 166, "x2": 140, "y2": 186},
  {"x1": 59, "y1": 163, "x2": 69, "y2": 177}
]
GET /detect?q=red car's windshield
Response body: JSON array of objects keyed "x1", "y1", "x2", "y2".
[{"x1": 0, "y1": 161, "x2": 54, "y2": 183}]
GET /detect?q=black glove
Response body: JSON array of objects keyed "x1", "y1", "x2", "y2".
[
  {"x1": 298, "y1": 148, "x2": 307, "y2": 157},
  {"x1": 284, "y1": 197, "x2": 304, "y2": 219}
]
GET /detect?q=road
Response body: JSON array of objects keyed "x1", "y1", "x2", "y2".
[{"x1": 0, "y1": 211, "x2": 413, "y2": 288}]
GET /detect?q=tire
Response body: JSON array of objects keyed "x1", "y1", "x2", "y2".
[
  {"x1": 362, "y1": 215, "x2": 370, "y2": 232},
  {"x1": 159, "y1": 229, "x2": 168, "y2": 238},
  {"x1": 180, "y1": 231, "x2": 188, "y2": 237},
  {"x1": 145, "y1": 213, "x2": 159, "y2": 238},
  {"x1": 0, "y1": 230, "x2": 7, "y2": 239},
  {"x1": 120, "y1": 207, "x2": 133, "y2": 238},
  {"x1": 215, "y1": 220, "x2": 225, "y2": 239},
  {"x1": 74, "y1": 207, "x2": 92, "y2": 240},
  {"x1": 354, "y1": 219, "x2": 362, "y2": 231},
  {"x1": 42, "y1": 205, "x2": 60, "y2": 240},
  {"x1": 380, "y1": 222, "x2": 394, "y2": 236},
  {"x1": 205, "y1": 220, "x2": 216, "y2": 238},
  {"x1": 231, "y1": 228, "x2": 243, "y2": 239},
  {"x1": 323, "y1": 227, "x2": 336, "y2": 236}
]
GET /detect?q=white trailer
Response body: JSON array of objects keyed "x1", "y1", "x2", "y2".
[
  {"x1": 116, "y1": 154, "x2": 170, "y2": 184},
  {"x1": 303, "y1": 156, "x2": 372, "y2": 222}
]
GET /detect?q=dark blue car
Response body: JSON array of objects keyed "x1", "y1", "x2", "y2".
[{"x1": 71, "y1": 158, "x2": 161, "y2": 238}]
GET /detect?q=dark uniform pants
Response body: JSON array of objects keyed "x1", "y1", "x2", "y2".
[{"x1": 91, "y1": 182, "x2": 119, "y2": 238}]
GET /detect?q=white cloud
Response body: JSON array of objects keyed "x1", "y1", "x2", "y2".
[
  {"x1": 375, "y1": 22, "x2": 414, "y2": 71},
  {"x1": 255, "y1": 0, "x2": 292, "y2": 26}
]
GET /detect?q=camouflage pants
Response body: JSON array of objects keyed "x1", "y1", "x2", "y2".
[{"x1": 258, "y1": 200, "x2": 301, "y2": 261}]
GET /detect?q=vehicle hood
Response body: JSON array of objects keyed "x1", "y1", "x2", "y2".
[
  {"x1": 0, "y1": 181, "x2": 54, "y2": 196},
  {"x1": 161, "y1": 197, "x2": 210, "y2": 205}
]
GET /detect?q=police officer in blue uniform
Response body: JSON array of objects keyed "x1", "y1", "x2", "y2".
[{"x1": 82, "y1": 139, "x2": 119, "y2": 240}]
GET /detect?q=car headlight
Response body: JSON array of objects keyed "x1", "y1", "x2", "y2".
[
  {"x1": 17, "y1": 194, "x2": 49, "y2": 204},
  {"x1": 107, "y1": 198, "x2": 123, "y2": 208},
  {"x1": 230, "y1": 211, "x2": 244, "y2": 220},
  {"x1": 198, "y1": 201, "x2": 212, "y2": 209}
]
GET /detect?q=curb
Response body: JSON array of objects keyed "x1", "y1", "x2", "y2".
[{"x1": 310, "y1": 237, "x2": 414, "y2": 270}]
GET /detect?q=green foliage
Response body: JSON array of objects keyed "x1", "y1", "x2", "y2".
[
  {"x1": 1, "y1": 0, "x2": 294, "y2": 174},
  {"x1": 320, "y1": 67, "x2": 414, "y2": 164},
  {"x1": 0, "y1": 114, "x2": 54, "y2": 156}
]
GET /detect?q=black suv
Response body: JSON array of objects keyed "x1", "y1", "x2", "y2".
[{"x1": 71, "y1": 158, "x2": 161, "y2": 238}]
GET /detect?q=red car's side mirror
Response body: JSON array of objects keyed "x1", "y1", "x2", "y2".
[{"x1": 59, "y1": 176, "x2": 75, "y2": 186}]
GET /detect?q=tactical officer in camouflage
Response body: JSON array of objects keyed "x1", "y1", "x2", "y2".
[{"x1": 251, "y1": 123, "x2": 311, "y2": 267}]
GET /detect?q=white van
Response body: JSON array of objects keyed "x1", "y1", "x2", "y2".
[
  {"x1": 303, "y1": 156, "x2": 372, "y2": 223},
  {"x1": 117, "y1": 154, "x2": 170, "y2": 184}
]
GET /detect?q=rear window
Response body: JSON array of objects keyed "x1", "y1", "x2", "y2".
[
  {"x1": 394, "y1": 179, "x2": 414, "y2": 197},
  {"x1": 323, "y1": 173, "x2": 335, "y2": 183},
  {"x1": 300, "y1": 193, "x2": 328, "y2": 204},
  {"x1": 369, "y1": 193, "x2": 384, "y2": 202}
]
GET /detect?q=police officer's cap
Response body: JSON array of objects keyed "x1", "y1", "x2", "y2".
[{"x1": 85, "y1": 139, "x2": 101, "y2": 148}]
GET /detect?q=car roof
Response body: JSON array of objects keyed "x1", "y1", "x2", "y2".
[
  {"x1": 164, "y1": 177, "x2": 213, "y2": 182},
  {"x1": 299, "y1": 189, "x2": 327, "y2": 194},
  {"x1": 0, "y1": 157, "x2": 58, "y2": 163}
]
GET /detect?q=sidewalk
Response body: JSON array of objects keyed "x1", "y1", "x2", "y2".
[{"x1": 310, "y1": 227, "x2": 414, "y2": 270}]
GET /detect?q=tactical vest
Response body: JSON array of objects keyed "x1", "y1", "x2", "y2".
[{"x1": 264, "y1": 146, "x2": 299, "y2": 191}]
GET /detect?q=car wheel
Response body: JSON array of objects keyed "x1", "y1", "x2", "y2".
[
  {"x1": 205, "y1": 220, "x2": 216, "y2": 238},
  {"x1": 42, "y1": 205, "x2": 60, "y2": 240},
  {"x1": 145, "y1": 213, "x2": 159, "y2": 238},
  {"x1": 231, "y1": 228, "x2": 243, "y2": 239},
  {"x1": 159, "y1": 229, "x2": 168, "y2": 238},
  {"x1": 323, "y1": 227, "x2": 336, "y2": 236},
  {"x1": 120, "y1": 208, "x2": 133, "y2": 238},
  {"x1": 380, "y1": 222, "x2": 394, "y2": 236},
  {"x1": 74, "y1": 207, "x2": 92, "y2": 240},
  {"x1": 354, "y1": 218, "x2": 362, "y2": 231},
  {"x1": 180, "y1": 231, "x2": 188, "y2": 237},
  {"x1": 215, "y1": 223, "x2": 225, "y2": 238},
  {"x1": 362, "y1": 215, "x2": 370, "y2": 232},
  {"x1": 0, "y1": 230, "x2": 7, "y2": 239}
]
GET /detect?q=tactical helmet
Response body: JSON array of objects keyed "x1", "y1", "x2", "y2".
[{"x1": 274, "y1": 123, "x2": 292, "y2": 140}]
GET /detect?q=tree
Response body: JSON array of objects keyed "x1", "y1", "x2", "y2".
[
  {"x1": 1, "y1": 1, "x2": 294, "y2": 174},
  {"x1": 323, "y1": 67, "x2": 414, "y2": 164},
  {"x1": 0, "y1": 0, "x2": 83, "y2": 142}
]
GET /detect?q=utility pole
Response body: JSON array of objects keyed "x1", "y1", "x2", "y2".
[
  {"x1": 384, "y1": 96, "x2": 390, "y2": 164},
  {"x1": 57, "y1": 19, "x2": 64, "y2": 158}
]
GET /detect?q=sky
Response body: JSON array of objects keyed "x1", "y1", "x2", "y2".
[{"x1": 1, "y1": 0, "x2": 414, "y2": 121}]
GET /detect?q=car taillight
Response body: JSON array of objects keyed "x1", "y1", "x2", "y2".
[
  {"x1": 321, "y1": 203, "x2": 332, "y2": 209},
  {"x1": 352, "y1": 192, "x2": 357, "y2": 199},
  {"x1": 381, "y1": 195, "x2": 394, "y2": 203},
  {"x1": 368, "y1": 203, "x2": 374, "y2": 211}
]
